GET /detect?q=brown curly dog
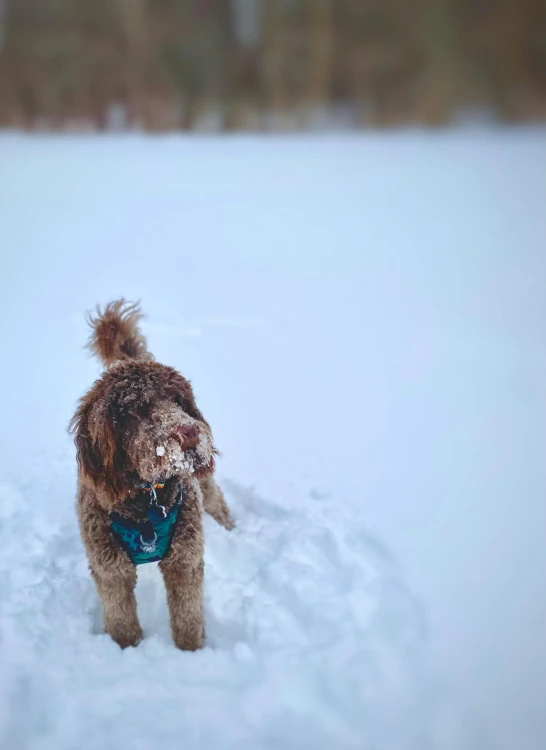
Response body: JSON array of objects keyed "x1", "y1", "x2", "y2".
[{"x1": 69, "y1": 300, "x2": 233, "y2": 650}]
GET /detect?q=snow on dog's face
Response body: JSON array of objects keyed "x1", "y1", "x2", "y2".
[
  {"x1": 126, "y1": 399, "x2": 214, "y2": 485},
  {"x1": 69, "y1": 360, "x2": 217, "y2": 509}
]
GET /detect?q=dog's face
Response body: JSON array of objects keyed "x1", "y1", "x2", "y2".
[
  {"x1": 70, "y1": 360, "x2": 216, "y2": 508},
  {"x1": 125, "y1": 398, "x2": 214, "y2": 484}
]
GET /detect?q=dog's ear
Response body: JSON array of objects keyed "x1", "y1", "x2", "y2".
[
  {"x1": 69, "y1": 395, "x2": 101, "y2": 480},
  {"x1": 69, "y1": 393, "x2": 131, "y2": 507}
]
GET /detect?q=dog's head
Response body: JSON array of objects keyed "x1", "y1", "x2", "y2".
[{"x1": 69, "y1": 360, "x2": 216, "y2": 509}]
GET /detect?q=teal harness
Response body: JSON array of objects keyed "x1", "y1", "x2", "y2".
[{"x1": 110, "y1": 483, "x2": 183, "y2": 565}]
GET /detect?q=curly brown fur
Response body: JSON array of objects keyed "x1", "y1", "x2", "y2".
[
  {"x1": 86, "y1": 299, "x2": 150, "y2": 367},
  {"x1": 70, "y1": 299, "x2": 233, "y2": 650},
  {"x1": 160, "y1": 479, "x2": 205, "y2": 650},
  {"x1": 200, "y1": 475, "x2": 234, "y2": 531},
  {"x1": 69, "y1": 359, "x2": 217, "y2": 509}
]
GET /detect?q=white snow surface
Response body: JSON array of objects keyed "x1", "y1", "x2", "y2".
[{"x1": 1, "y1": 130, "x2": 546, "y2": 750}]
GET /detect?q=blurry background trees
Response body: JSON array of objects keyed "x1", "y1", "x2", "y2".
[{"x1": 0, "y1": 0, "x2": 544, "y2": 131}]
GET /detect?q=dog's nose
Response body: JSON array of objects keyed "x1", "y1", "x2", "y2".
[{"x1": 177, "y1": 424, "x2": 198, "y2": 441}]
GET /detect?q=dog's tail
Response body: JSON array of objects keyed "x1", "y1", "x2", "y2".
[{"x1": 86, "y1": 299, "x2": 151, "y2": 367}]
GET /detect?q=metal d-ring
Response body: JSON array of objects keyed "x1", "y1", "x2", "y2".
[{"x1": 139, "y1": 531, "x2": 158, "y2": 554}]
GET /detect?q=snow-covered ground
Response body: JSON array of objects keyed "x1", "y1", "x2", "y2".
[{"x1": 0, "y1": 130, "x2": 545, "y2": 750}]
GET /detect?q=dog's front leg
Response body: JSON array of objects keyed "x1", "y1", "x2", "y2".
[
  {"x1": 92, "y1": 567, "x2": 142, "y2": 649},
  {"x1": 159, "y1": 481, "x2": 205, "y2": 651},
  {"x1": 77, "y1": 489, "x2": 143, "y2": 648}
]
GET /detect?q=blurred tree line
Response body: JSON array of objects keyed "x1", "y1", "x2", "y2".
[{"x1": 0, "y1": 0, "x2": 545, "y2": 131}]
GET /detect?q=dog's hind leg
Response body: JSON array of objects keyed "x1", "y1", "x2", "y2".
[
  {"x1": 159, "y1": 480, "x2": 205, "y2": 651},
  {"x1": 199, "y1": 475, "x2": 234, "y2": 530},
  {"x1": 91, "y1": 567, "x2": 143, "y2": 649}
]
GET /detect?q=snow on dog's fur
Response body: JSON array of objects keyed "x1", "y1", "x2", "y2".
[{"x1": 69, "y1": 300, "x2": 233, "y2": 650}]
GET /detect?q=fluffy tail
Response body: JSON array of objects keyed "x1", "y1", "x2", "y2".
[{"x1": 86, "y1": 299, "x2": 151, "y2": 367}]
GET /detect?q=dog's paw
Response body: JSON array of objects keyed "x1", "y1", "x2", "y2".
[
  {"x1": 172, "y1": 627, "x2": 204, "y2": 652},
  {"x1": 208, "y1": 504, "x2": 235, "y2": 531},
  {"x1": 218, "y1": 509, "x2": 235, "y2": 531},
  {"x1": 108, "y1": 623, "x2": 143, "y2": 649}
]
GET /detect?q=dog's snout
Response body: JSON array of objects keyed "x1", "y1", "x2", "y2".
[{"x1": 177, "y1": 424, "x2": 198, "y2": 441}]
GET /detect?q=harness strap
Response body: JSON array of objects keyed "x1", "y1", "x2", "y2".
[{"x1": 109, "y1": 483, "x2": 183, "y2": 565}]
